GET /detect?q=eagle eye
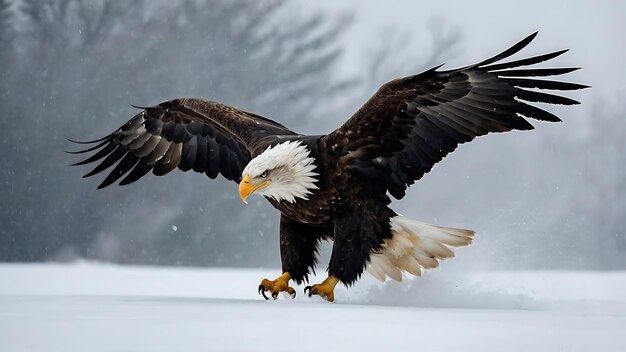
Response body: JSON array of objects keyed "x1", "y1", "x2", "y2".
[{"x1": 260, "y1": 170, "x2": 268, "y2": 178}]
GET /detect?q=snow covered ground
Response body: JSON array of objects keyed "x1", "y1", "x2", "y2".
[{"x1": 1, "y1": 262, "x2": 625, "y2": 351}]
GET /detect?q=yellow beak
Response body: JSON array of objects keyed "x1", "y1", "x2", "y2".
[{"x1": 239, "y1": 175, "x2": 271, "y2": 204}]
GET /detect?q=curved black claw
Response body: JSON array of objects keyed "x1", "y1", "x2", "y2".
[
  {"x1": 302, "y1": 278, "x2": 337, "y2": 302},
  {"x1": 258, "y1": 284, "x2": 270, "y2": 300},
  {"x1": 258, "y1": 276, "x2": 296, "y2": 301}
]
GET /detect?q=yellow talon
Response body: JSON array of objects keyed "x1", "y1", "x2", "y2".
[
  {"x1": 258, "y1": 272, "x2": 296, "y2": 300},
  {"x1": 304, "y1": 276, "x2": 340, "y2": 302}
]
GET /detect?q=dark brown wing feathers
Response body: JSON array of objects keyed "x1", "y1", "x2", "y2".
[
  {"x1": 70, "y1": 99, "x2": 296, "y2": 188},
  {"x1": 323, "y1": 32, "x2": 588, "y2": 200},
  {"x1": 71, "y1": 33, "x2": 585, "y2": 197}
]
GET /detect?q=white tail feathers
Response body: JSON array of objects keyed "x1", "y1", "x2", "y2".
[{"x1": 366, "y1": 216, "x2": 475, "y2": 282}]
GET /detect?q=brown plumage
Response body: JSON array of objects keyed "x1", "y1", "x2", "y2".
[
  {"x1": 70, "y1": 32, "x2": 587, "y2": 301},
  {"x1": 70, "y1": 99, "x2": 296, "y2": 187}
]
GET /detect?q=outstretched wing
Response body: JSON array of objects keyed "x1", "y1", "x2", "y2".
[
  {"x1": 69, "y1": 98, "x2": 297, "y2": 188},
  {"x1": 322, "y1": 32, "x2": 588, "y2": 200}
]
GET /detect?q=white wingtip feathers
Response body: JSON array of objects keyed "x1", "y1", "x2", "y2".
[{"x1": 366, "y1": 216, "x2": 475, "y2": 282}]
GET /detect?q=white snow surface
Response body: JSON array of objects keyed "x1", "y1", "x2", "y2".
[{"x1": 1, "y1": 262, "x2": 625, "y2": 351}]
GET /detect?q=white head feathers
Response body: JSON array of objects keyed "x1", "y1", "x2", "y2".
[{"x1": 241, "y1": 141, "x2": 319, "y2": 203}]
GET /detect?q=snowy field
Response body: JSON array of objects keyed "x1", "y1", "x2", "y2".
[{"x1": 1, "y1": 262, "x2": 625, "y2": 351}]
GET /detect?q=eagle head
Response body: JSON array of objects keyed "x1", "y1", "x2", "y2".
[{"x1": 239, "y1": 141, "x2": 319, "y2": 204}]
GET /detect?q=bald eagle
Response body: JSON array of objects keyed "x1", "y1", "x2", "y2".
[{"x1": 70, "y1": 33, "x2": 586, "y2": 302}]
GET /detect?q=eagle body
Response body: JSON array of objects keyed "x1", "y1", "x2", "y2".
[
  {"x1": 71, "y1": 33, "x2": 587, "y2": 301},
  {"x1": 264, "y1": 136, "x2": 399, "y2": 285},
  {"x1": 264, "y1": 136, "x2": 333, "y2": 225}
]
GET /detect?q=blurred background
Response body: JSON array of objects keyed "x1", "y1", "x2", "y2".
[{"x1": 0, "y1": 0, "x2": 624, "y2": 270}]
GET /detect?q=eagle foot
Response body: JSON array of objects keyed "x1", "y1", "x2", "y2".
[
  {"x1": 304, "y1": 276, "x2": 339, "y2": 302},
  {"x1": 258, "y1": 272, "x2": 296, "y2": 300}
]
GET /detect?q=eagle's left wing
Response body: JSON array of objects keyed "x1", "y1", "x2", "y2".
[
  {"x1": 69, "y1": 98, "x2": 297, "y2": 188},
  {"x1": 322, "y1": 32, "x2": 588, "y2": 200}
]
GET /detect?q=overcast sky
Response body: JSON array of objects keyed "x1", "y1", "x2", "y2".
[{"x1": 295, "y1": 0, "x2": 624, "y2": 109}]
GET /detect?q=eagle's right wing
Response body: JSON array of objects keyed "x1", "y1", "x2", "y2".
[
  {"x1": 69, "y1": 98, "x2": 297, "y2": 188},
  {"x1": 323, "y1": 32, "x2": 588, "y2": 200}
]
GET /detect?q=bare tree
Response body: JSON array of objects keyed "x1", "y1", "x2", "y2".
[
  {"x1": 0, "y1": 0, "x2": 10, "y2": 46},
  {"x1": 365, "y1": 17, "x2": 463, "y2": 89},
  {"x1": 550, "y1": 99, "x2": 626, "y2": 268},
  {"x1": 0, "y1": 0, "x2": 354, "y2": 266},
  {"x1": 0, "y1": 0, "x2": 13, "y2": 89}
]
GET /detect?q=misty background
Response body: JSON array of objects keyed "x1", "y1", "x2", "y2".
[{"x1": 0, "y1": 0, "x2": 624, "y2": 270}]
